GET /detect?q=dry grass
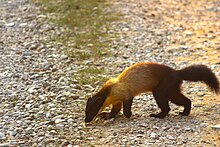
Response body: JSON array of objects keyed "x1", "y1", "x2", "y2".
[{"x1": 35, "y1": 0, "x2": 120, "y2": 85}]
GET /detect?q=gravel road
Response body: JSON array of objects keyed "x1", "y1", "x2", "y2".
[{"x1": 0, "y1": 0, "x2": 219, "y2": 146}]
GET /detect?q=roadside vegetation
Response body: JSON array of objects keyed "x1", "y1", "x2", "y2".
[{"x1": 34, "y1": 0, "x2": 120, "y2": 85}]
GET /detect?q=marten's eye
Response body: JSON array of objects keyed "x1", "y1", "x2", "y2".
[{"x1": 95, "y1": 97, "x2": 103, "y2": 106}]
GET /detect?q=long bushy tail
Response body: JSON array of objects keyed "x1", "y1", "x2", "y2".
[{"x1": 178, "y1": 65, "x2": 220, "y2": 94}]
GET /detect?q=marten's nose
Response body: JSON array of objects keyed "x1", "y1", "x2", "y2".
[{"x1": 85, "y1": 117, "x2": 92, "y2": 123}]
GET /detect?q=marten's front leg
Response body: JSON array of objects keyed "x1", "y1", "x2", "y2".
[
  {"x1": 98, "y1": 112, "x2": 109, "y2": 119},
  {"x1": 108, "y1": 102, "x2": 122, "y2": 119},
  {"x1": 98, "y1": 102, "x2": 122, "y2": 120},
  {"x1": 123, "y1": 98, "x2": 133, "y2": 118}
]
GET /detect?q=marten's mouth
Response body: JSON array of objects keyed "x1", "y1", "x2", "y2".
[
  {"x1": 85, "y1": 120, "x2": 90, "y2": 123},
  {"x1": 85, "y1": 118, "x2": 93, "y2": 123}
]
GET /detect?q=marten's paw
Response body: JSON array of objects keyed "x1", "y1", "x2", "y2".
[
  {"x1": 179, "y1": 112, "x2": 190, "y2": 116},
  {"x1": 149, "y1": 113, "x2": 166, "y2": 118},
  {"x1": 149, "y1": 114, "x2": 157, "y2": 117},
  {"x1": 97, "y1": 112, "x2": 111, "y2": 120}
]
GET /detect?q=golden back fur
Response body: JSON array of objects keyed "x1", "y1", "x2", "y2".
[{"x1": 102, "y1": 62, "x2": 173, "y2": 109}]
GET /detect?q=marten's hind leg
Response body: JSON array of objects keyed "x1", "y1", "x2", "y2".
[
  {"x1": 170, "y1": 92, "x2": 191, "y2": 116},
  {"x1": 150, "y1": 77, "x2": 181, "y2": 118}
]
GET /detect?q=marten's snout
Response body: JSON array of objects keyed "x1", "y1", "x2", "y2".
[{"x1": 85, "y1": 117, "x2": 92, "y2": 123}]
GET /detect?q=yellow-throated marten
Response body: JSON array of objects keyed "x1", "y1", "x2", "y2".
[{"x1": 85, "y1": 62, "x2": 219, "y2": 122}]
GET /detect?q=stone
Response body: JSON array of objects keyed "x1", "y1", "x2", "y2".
[
  {"x1": 167, "y1": 135, "x2": 175, "y2": 140},
  {"x1": 149, "y1": 132, "x2": 159, "y2": 139},
  {"x1": 25, "y1": 104, "x2": 32, "y2": 110},
  {"x1": 0, "y1": 143, "x2": 11, "y2": 147},
  {"x1": 67, "y1": 144, "x2": 73, "y2": 147},
  {"x1": 4, "y1": 22, "x2": 15, "y2": 27},
  {"x1": 55, "y1": 118, "x2": 65, "y2": 124},
  {"x1": 67, "y1": 119, "x2": 74, "y2": 123},
  {"x1": 212, "y1": 125, "x2": 220, "y2": 130},
  {"x1": 0, "y1": 132, "x2": 5, "y2": 140}
]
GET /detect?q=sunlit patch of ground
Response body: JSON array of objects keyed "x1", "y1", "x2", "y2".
[
  {"x1": 159, "y1": 0, "x2": 219, "y2": 64},
  {"x1": 147, "y1": 0, "x2": 220, "y2": 144}
]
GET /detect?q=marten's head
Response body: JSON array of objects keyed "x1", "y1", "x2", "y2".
[
  {"x1": 85, "y1": 95, "x2": 106, "y2": 123},
  {"x1": 85, "y1": 78, "x2": 117, "y2": 123}
]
